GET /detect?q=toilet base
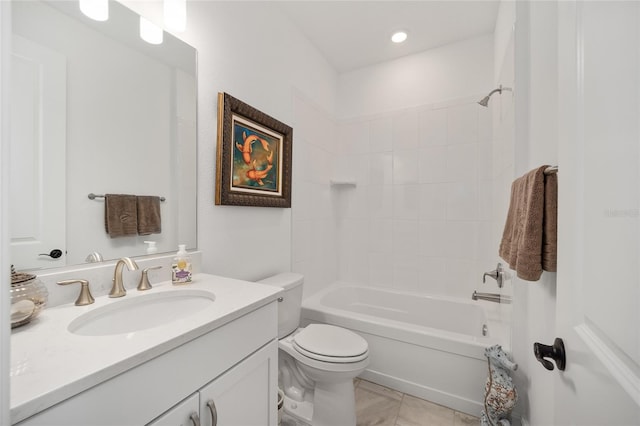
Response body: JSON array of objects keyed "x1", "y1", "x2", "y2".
[
  {"x1": 281, "y1": 380, "x2": 357, "y2": 426},
  {"x1": 282, "y1": 394, "x2": 313, "y2": 425}
]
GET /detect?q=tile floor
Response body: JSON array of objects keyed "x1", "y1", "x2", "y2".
[
  {"x1": 354, "y1": 379, "x2": 480, "y2": 426},
  {"x1": 281, "y1": 379, "x2": 481, "y2": 426}
]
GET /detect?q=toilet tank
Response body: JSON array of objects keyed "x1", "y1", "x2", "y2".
[{"x1": 257, "y1": 272, "x2": 303, "y2": 338}]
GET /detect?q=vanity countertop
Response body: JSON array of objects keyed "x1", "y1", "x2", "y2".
[{"x1": 10, "y1": 273, "x2": 281, "y2": 424}]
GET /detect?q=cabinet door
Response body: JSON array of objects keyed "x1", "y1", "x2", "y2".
[
  {"x1": 147, "y1": 393, "x2": 200, "y2": 426},
  {"x1": 199, "y1": 341, "x2": 278, "y2": 426}
]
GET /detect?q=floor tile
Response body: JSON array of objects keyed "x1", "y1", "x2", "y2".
[
  {"x1": 395, "y1": 394, "x2": 455, "y2": 426},
  {"x1": 355, "y1": 383, "x2": 402, "y2": 426},
  {"x1": 357, "y1": 380, "x2": 403, "y2": 401},
  {"x1": 454, "y1": 411, "x2": 481, "y2": 426}
]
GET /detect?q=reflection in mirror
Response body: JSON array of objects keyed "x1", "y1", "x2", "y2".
[{"x1": 10, "y1": 0, "x2": 197, "y2": 271}]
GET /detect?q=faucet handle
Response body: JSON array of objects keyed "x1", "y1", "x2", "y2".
[
  {"x1": 138, "y1": 266, "x2": 162, "y2": 291},
  {"x1": 57, "y1": 279, "x2": 95, "y2": 306},
  {"x1": 482, "y1": 263, "x2": 505, "y2": 288}
]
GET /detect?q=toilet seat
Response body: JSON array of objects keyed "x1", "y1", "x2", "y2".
[{"x1": 292, "y1": 324, "x2": 369, "y2": 363}]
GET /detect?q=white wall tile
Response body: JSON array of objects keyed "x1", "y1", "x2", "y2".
[
  {"x1": 419, "y1": 183, "x2": 447, "y2": 221},
  {"x1": 333, "y1": 153, "x2": 370, "y2": 185},
  {"x1": 419, "y1": 107, "x2": 447, "y2": 147},
  {"x1": 339, "y1": 120, "x2": 370, "y2": 154},
  {"x1": 446, "y1": 143, "x2": 478, "y2": 182},
  {"x1": 369, "y1": 219, "x2": 393, "y2": 253},
  {"x1": 393, "y1": 184, "x2": 420, "y2": 220},
  {"x1": 444, "y1": 258, "x2": 475, "y2": 298},
  {"x1": 446, "y1": 181, "x2": 478, "y2": 221},
  {"x1": 418, "y1": 257, "x2": 447, "y2": 294},
  {"x1": 418, "y1": 146, "x2": 447, "y2": 183},
  {"x1": 393, "y1": 253, "x2": 421, "y2": 292},
  {"x1": 419, "y1": 220, "x2": 448, "y2": 258},
  {"x1": 447, "y1": 103, "x2": 478, "y2": 145},
  {"x1": 442, "y1": 221, "x2": 477, "y2": 260},
  {"x1": 393, "y1": 220, "x2": 420, "y2": 255},
  {"x1": 369, "y1": 116, "x2": 393, "y2": 152},
  {"x1": 368, "y1": 185, "x2": 393, "y2": 219},
  {"x1": 392, "y1": 110, "x2": 419, "y2": 151},
  {"x1": 307, "y1": 144, "x2": 331, "y2": 184},
  {"x1": 393, "y1": 150, "x2": 419, "y2": 184},
  {"x1": 369, "y1": 253, "x2": 394, "y2": 287},
  {"x1": 369, "y1": 152, "x2": 393, "y2": 185}
]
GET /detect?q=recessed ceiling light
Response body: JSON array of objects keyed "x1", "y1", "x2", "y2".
[{"x1": 391, "y1": 31, "x2": 408, "y2": 44}]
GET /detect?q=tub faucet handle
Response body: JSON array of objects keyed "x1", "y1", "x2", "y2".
[{"x1": 482, "y1": 263, "x2": 505, "y2": 288}]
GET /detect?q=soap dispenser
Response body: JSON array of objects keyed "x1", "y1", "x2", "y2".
[
  {"x1": 172, "y1": 244, "x2": 192, "y2": 285},
  {"x1": 144, "y1": 241, "x2": 158, "y2": 255}
]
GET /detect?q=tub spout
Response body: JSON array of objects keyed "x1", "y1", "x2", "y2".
[{"x1": 472, "y1": 291, "x2": 511, "y2": 304}]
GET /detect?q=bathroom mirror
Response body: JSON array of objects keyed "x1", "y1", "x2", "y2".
[{"x1": 10, "y1": 0, "x2": 197, "y2": 271}]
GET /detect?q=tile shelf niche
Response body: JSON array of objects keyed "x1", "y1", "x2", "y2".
[{"x1": 329, "y1": 179, "x2": 357, "y2": 187}]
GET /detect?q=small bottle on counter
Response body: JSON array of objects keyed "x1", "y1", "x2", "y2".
[
  {"x1": 144, "y1": 241, "x2": 158, "y2": 255},
  {"x1": 171, "y1": 244, "x2": 192, "y2": 285}
]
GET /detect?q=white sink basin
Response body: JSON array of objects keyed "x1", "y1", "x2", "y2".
[{"x1": 68, "y1": 290, "x2": 215, "y2": 336}]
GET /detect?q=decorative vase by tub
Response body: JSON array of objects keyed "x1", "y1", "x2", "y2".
[
  {"x1": 10, "y1": 265, "x2": 48, "y2": 328},
  {"x1": 481, "y1": 344, "x2": 518, "y2": 426}
]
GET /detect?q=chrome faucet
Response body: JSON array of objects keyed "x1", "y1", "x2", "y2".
[
  {"x1": 109, "y1": 257, "x2": 139, "y2": 298},
  {"x1": 472, "y1": 290, "x2": 511, "y2": 304}
]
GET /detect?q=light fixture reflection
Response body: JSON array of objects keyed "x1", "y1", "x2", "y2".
[
  {"x1": 79, "y1": 0, "x2": 109, "y2": 21},
  {"x1": 391, "y1": 31, "x2": 408, "y2": 44},
  {"x1": 140, "y1": 17, "x2": 164, "y2": 45},
  {"x1": 164, "y1": 0, "x2": 186, "y2": 32}
]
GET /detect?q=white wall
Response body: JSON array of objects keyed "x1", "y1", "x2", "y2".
[
  {"x1": 337, "y1": 35, "x2": 494, "y2": 119},
  {"x1": 122, "y1": 1, "x2": 338, "y2": 282}
]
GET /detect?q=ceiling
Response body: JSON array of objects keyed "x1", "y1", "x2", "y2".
[{"x1": 276, "y1": 1, "x2": 500, "y2": 73}]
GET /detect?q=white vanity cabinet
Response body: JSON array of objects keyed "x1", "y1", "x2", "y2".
[
  {"x1": 15, "y1": 300, "x2": 278, "y2": 426},
  {"x1": 149, "y1": 340, "x2": 277, "y2": 426}
]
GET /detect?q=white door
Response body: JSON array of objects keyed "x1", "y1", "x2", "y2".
[
  {"x1": 147, "y1": 393, "x2": 200, "y2": 426},
  {"x1": 10, "y1": 35, "x2": 66, "y2": 269},
  {"x1": 555, "y1": 1, "x2": 640, "y2": 424}
]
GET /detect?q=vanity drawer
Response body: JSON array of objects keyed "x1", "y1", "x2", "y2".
[{"x1": 16, "y1": 301, "x2": 278, "y2": 426}]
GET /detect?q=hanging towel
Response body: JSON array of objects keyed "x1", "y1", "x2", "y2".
[
  {"x1": 104, "y1": 194, "x2": 138, "y2": 238},
  {"x1": 137, "y1": 195, "x2": 162, "y2": 235},
  {"x1": 499, "y1": 165, "x2": 558, "y2": 281}
]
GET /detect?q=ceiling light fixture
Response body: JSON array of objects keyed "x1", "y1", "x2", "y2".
[
  {"x1": 164, "y1": 0, "x2": 187, "y2": 32},
  {"x1": 140, "y1": 17, "x2": 163, "y2": 45},
  {"x1": 79, "y1": 0, "x2": 109, "y2": 21},
  {"x1": 391, "y1": 31, "x2": 408, "y2": 44}
]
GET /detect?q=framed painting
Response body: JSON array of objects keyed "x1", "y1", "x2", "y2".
[{"x1": 215, "y1": 92, "x2": 292, "y2": 207}]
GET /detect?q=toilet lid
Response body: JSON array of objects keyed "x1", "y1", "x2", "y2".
[{"x1": 292, "y1": 324, "x2": 368, "y2": 362}]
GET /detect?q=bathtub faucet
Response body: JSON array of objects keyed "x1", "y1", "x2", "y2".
[{"x1": 472, "y1": 291, "x2": 511, "y2": 304}]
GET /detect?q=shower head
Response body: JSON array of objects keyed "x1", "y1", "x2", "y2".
[
  {"x1": 478, "y1": 95, "x2": 491, "y2": 107},
  {"x1": 478, "y1": 85, "x2": 504, "y2": 107}
]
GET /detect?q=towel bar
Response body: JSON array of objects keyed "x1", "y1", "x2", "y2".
[
  {"x1": 88, "y1": 193, "x2": 166, "y2": 202},
  {"x1": 544, "y1": 166, "x2": 558, "y2": 175}
]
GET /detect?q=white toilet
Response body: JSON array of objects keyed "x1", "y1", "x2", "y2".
[{"x1": 259, "y1": 273, "x2": 369, "y2": 426}]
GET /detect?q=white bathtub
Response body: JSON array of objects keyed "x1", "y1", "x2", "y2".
[{"x1": 301, "y1": 284, "x2": 506, "y2": 417}]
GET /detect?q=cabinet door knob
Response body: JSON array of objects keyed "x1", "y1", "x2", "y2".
[
  {"x1": 189, "y1": 412, "x2": 201, "y2": 426},
  {"x1": 207, "y1": 400, "x2": 218, "y2": 426}
]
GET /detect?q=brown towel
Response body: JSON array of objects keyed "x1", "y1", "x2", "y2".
[
  {"x1": 499, "y1": 166, "x2": 558, "y2": 281},
  {"x1": 105, "y1": 194, "x2": 138, "y2": 238},
  {"x1": 137, "y1": 196, "x2": 162, "y2": 235}
]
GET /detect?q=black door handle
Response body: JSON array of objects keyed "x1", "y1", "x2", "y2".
[
  {"x1": 533, "y1": 338, "x2": 566, "y2": 371},
  {"x1": 39, "y1": 249, "x2": 63, "y2": 259}
]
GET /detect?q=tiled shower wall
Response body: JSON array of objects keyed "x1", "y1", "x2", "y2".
[
  {"x1": 291, "y1": 92, "x2": 339, "y2": 298},
  {"x1": 334, "y1": 100, "x2": 494, "y2": 299}
]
